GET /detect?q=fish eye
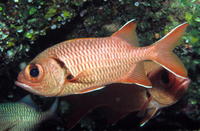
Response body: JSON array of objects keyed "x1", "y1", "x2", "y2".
[
  {"x1": 24, "y1": 64, "x2": 44, "y2": 82},
  {"x1": 30, "y1": 68, "x2": 39, "y2": 77},
  {"x1": 159, "y1": 70, "x2": 175, "y2": 88},
  {"x1": 161, "y1": 71, "x2": 169, "y2": 84}
]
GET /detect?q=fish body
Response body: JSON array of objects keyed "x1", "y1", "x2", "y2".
[
  {"x1": 0, "y1": 95, "x2": 58, "y2": 131},
  {"x1": 61, "y1": 61, "x2": 190, "y2": 128},
  {"x1": 15, "y1": 20, "x2": 188, "y2": 97}
]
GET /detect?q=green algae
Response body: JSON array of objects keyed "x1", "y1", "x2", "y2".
[
  {"x1": 45, "y1": 6, "x2": 57, "y2": 19},
  {"x1": 29, "y1": 7, "x2": 37, "y2": 15},
  {"x1": 62, "y1": 10, "x2": 72, "y2": 19}
]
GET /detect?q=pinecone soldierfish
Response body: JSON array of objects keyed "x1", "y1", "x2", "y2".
[{"x1": 15, "y1": 19, "x2": 189, "y2": 97}]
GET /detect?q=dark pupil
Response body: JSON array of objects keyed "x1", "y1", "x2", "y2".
[
  {"x1": 30, "y1": 68, "x2": 39, "y2": 77},
  {"x1": 161, "y1": 71, "x2": 169, "y2": 84}
]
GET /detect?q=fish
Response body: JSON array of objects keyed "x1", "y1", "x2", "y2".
[
  {"x1": 0, "y1": 95, "x2": 59, "y2": 131},
  {"x1": 15, "y1": 19, "x2": 189, "y2": 97},
  {"x1": 60, "y1": 61, "x2": 190, "y2": 129}
]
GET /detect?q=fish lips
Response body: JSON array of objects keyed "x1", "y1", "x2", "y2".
[
  {"x1": 15, "y1": 77, "x2": 45, "y2": 96},
  {"x1": 174, "y1": 78, "x2": 191, "y2": 100},
  {"x1": 15, "y1": 80, "x2": 37, "y2": 92}
]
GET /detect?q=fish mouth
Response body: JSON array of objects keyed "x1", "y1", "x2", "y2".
[{"x1": 15, "y1": 81, "x2": 38, "y2": 93}]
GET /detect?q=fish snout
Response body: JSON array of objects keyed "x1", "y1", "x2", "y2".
[{"x1": 15, "y1": 71, "x2": 45, "y2": 96}]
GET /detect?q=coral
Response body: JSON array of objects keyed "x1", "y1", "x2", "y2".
[
  {"x1": 0, "y1": 21, "x2": 9, "y2": 41},
  {"x1": 0, "y1": 0, "x2": 76, "y2": 66}
]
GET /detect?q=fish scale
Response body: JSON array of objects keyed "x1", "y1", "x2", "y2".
[
  {"x1": 57, "y1": 41, "x2": 137, "y2": 94},
  {"x1": 47, "y1": 37, "x2": 134, "y2": 79},
  {"x1": 0, "y1": 103, "x2": 48, "y2": 130},
  {"x1": 55, "y1": 42, "x2": 132, "y2": 91},
  {"x1": 76, "y1": 62, "x2": 133, "y2": 84}
]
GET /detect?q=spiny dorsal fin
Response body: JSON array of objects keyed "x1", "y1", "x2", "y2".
[{"x1": 111, "y1": 19, "x2": 139, "y2": 47}]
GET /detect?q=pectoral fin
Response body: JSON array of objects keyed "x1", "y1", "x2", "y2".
[
  {"x1": 137, "y1": 95, "x2": 162, "y2": 127},
  {"x1": 68, "y1": 69, "x2": 93, "y2": 83},
  {"x1": 137, "y1": 96, "x2": 153, "y2": 117},
  {"x1": 122, "y1": 62, "x2": 152, "y2": 88},
  {"x1": 68, "y1": 72, "x2": 85, "y2": 83}
]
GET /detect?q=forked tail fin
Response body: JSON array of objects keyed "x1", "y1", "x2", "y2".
[{"x1": 150, "y1": 22, "x2": 189, "y2": 78}]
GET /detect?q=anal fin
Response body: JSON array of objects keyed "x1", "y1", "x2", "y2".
[
  {"x1": 75, "y1": 86, "x2": 105, "y2": 94},
  {"x1": 122, "y1": 62, "x2": 152, "y2": 88}
]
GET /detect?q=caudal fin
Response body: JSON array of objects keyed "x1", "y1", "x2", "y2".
[{"x1": 151, "y1": 22, "x2": 189, "y2": 78}]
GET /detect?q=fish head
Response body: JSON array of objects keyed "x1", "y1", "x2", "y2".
[
  {"x1": 15, "y1": 55, "x2": 66, "y2": 97},
  {"x1": 148, "y1": 67, "x2": 191, "y2": 107}
]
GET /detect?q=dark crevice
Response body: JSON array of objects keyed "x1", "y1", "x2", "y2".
[
  {"x1": 67, "y1": 74, "x2": 73, "y2": 80},
  {"x1": 146, "y1": 90, "x2": 151, "y2": 98}
]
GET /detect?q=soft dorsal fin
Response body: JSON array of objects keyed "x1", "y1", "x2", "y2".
[{"x1": 111, "y1": 19, "x2": 139, "y2": 47}]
